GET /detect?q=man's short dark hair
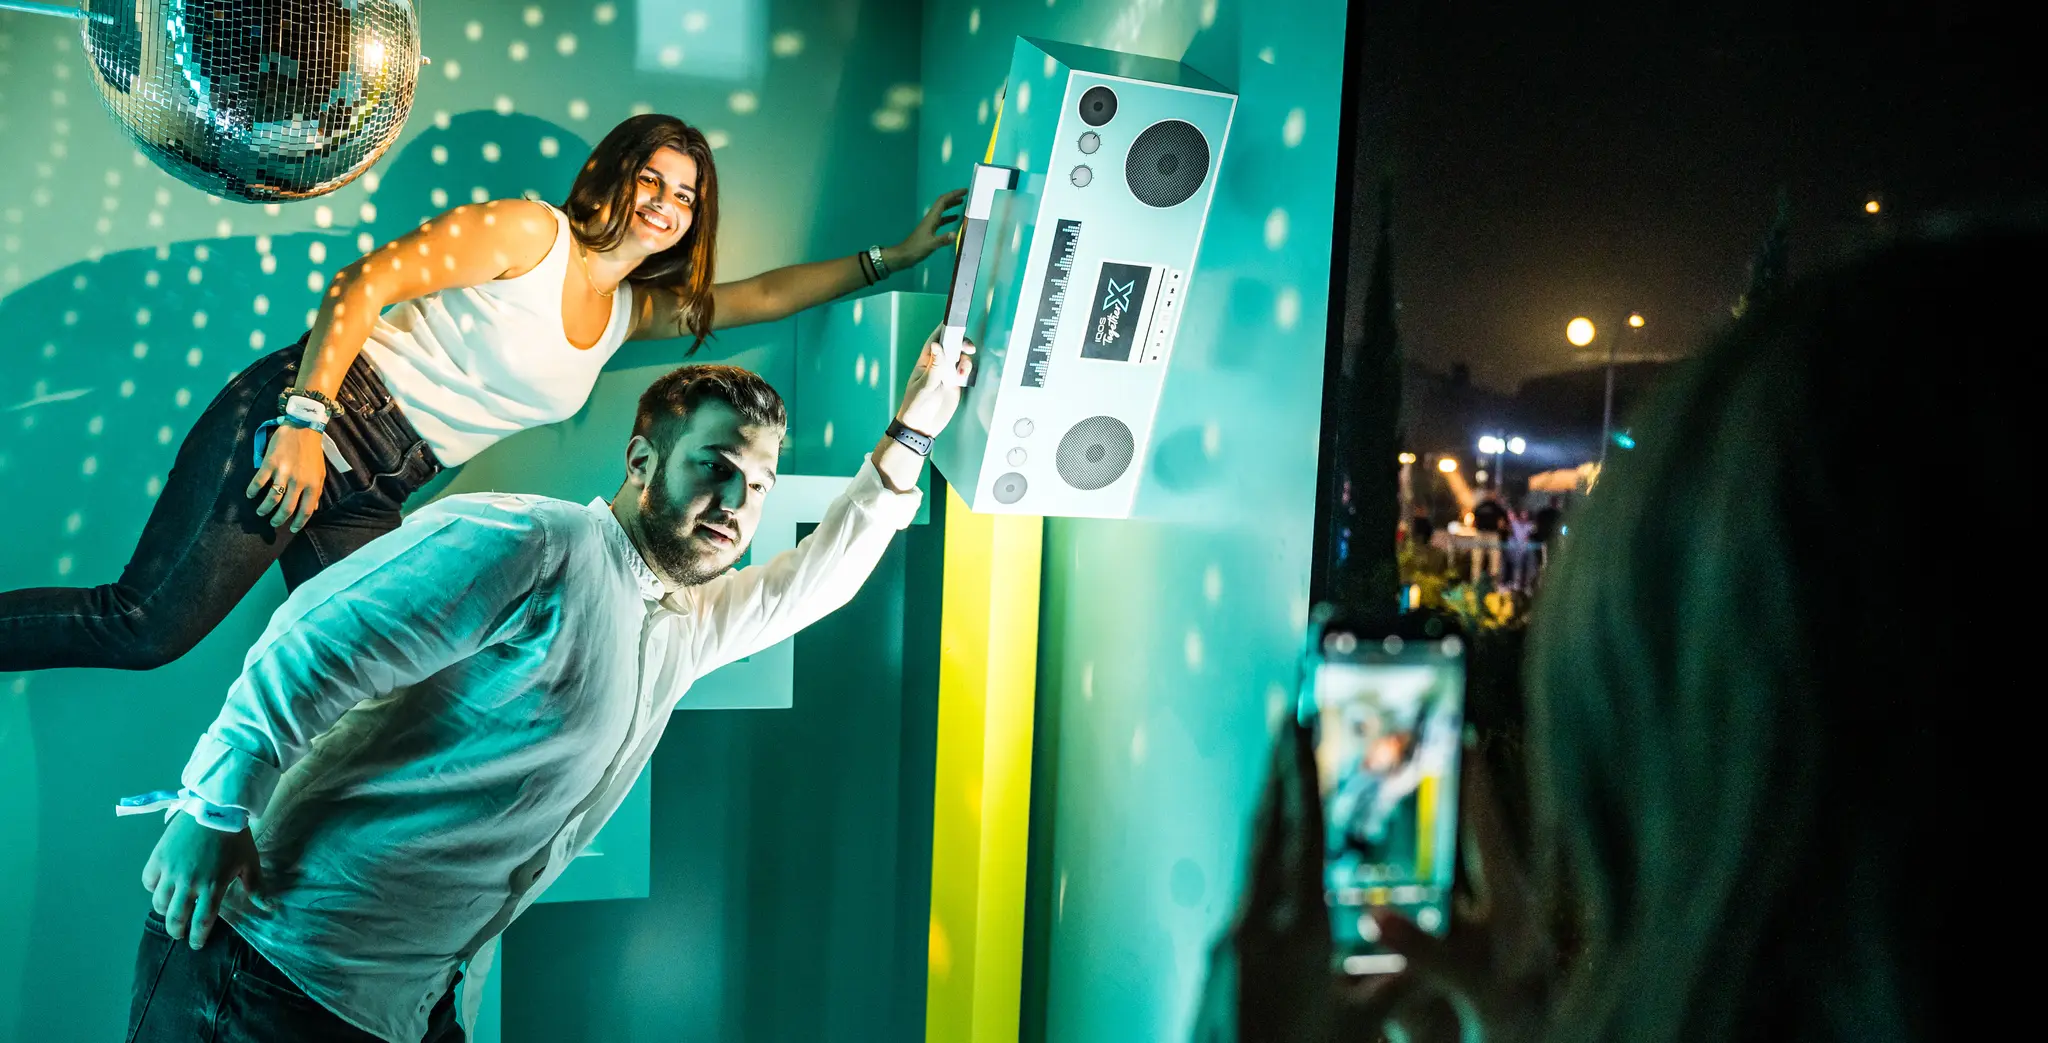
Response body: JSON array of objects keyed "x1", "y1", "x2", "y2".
[{"x1": 633, "y1": 364, "x2": 787, "y2": 454}]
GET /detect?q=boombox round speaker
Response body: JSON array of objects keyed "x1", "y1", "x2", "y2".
[
  {"x1": 992, "y1": 473, "x2": 1030, "y2": 504},
  {"x1": 1078, "y1": 85, "x2": 1118, "y2": 126},
  {"x1": 1125, "y1": 120, "x2": 1210, "y2": 209},
  {"x1": 1056, "y1": 416, "x2": 1137, "y2": 491}
]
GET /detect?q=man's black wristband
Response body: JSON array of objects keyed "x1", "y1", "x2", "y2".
[{"x1": 886, "y1": 417, "x2": 932, "y2": 456}]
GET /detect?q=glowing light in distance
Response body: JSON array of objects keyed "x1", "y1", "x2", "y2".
[
  {"x1": 1865, "y1": 199, "x2": 1881, "y2": 214},
  {"x1": 1477, "y1": 435, "x2": 1505, "y2": 455},
  {"x1": 1437, "y1": 457, "x2": 1458, "y2": 474},
  {"x1": 1398, "y1": 452, "x2": 1417, "y2": 465},
  {"x1": 1507, "y1": 437, "x2": 1527, "y2": 455},
  {"x1": 1567, "y1": 317, "x2": 1596, "y2": 346},
  {"x1": 1627, "y1": 312, "x2": 1645, "y2": 328}
]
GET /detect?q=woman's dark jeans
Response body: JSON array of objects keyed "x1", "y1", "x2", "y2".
[
  {"x1": 0, "y1": 339, "x2": 442, "y2": 671},
  {"x1": 127, "y1": 911, "x2": 464, "y2": 1043}
]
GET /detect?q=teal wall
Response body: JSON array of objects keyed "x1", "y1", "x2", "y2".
[
  {"x1": 912, "y1": 2, "x2": 1346, "y2": 1041},
  {"x1": 0, "y1": 2, "x2": 942, "y2": 1041}
]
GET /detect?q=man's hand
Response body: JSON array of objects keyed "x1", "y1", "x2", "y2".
[
  {"x1": 141, "y1": 813, "x2": 265, "y2": 950},
  {"x1": 885, "y1": 189, "x2": 968, "y2": 271},
  {"x1": 895, "y1": 325, "x2": 973, "y2": 437}
]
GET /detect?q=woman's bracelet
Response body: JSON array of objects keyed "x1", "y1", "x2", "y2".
[
  {"x1": 857, "y1": 250, "x2": 878, "y2": 286},
  {"x1": 279, "y1": 385, "x2": 339, "y2": 418},
  {"x1": 866, "y1": 244, "x2": 892, "y2": 281}
]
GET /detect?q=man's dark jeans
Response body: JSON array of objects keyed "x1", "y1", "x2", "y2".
[
  {"x1": 126, "y1": 911, "x2": 463, "y2": 1043},
  {"x1": 0, "y1": 339, "x2": 441, "y2": 671}
]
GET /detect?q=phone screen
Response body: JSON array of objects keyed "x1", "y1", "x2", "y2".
[{"x1": 1305, "y1": 633, "x2": 1465, "y2": 975}]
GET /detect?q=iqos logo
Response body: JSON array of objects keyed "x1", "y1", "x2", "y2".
[{"x1": 1101, "y1": 279, "x2": 1134, "y2": 312}]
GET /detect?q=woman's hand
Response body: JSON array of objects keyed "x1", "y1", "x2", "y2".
[
  {"x1": 886, "y1": 189, "x2": 968, "y2": 270},
  {"x1": 1335, "y1": 758, "x2": 1556, "y2": 1043},
  {"x1": 247, "y1": 425, "x2": 327, "y2": 533}
]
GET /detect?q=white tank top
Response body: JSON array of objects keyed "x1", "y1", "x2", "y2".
[{"x1": 360, "y1": 203, "x2": 635, "y2": 466}]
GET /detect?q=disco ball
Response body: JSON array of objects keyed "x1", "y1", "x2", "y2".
[{"x1": 77, "y1": 0, "x2": 421, "y2": 202}]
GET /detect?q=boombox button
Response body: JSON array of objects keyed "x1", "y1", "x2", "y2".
[
  {"x1": 1007, "y1": 447, "x2": 1029, "y2": 466},
  {"x1": 1078, "y1": 132, "x2": 1101, "y2": 155},
  {"x1": 1070, "y1": 165, "x2": 1093, "y2": 188},
  {"x1": 1013, "y1": 418, "x2": 1036, "y2": 438}
]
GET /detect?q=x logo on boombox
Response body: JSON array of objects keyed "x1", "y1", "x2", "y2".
[{"x1": 1101, "y1": 280, "x2": 1136, "y2": 312}]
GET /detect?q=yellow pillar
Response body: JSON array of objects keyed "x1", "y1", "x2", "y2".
[{"x1": 925, "y1": 487, "x2": 1042, "y2": 1043}]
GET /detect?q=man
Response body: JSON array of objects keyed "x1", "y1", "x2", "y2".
[{"x1": 120, "y1": 332, "x2": 972, "y2": 1042}]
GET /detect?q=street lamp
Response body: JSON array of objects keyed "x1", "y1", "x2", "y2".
[
  {"x1": 1437, "y1": 457, "x2": 1458, "y2": 474},
  {"x1": 1477, "y1": 434, "x2": 1526, "y2": 490},
  {"x1": 1570, "y1": 313, "x2": 1644, "y2": 469}
]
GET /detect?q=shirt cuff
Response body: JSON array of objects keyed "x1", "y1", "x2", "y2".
[
  {"x1": 846, "y1": 457, "x2": 923, "y2": 531},
  {"x1": 180, "y1": 733, "x2": 283, "y2": 819}
]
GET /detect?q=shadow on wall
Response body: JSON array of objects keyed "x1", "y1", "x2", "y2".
[{"x1": 0, "y1": 110, "x2": 603, "y2": 1043}]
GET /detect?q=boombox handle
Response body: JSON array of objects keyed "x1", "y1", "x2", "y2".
[{"x1": 937, "y1": 162, "x2": 1022, "y2": 388}]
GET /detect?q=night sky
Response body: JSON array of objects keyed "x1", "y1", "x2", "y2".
[{"x1": 1350, "y1": 1, "x2": 2043, "y2": 391}]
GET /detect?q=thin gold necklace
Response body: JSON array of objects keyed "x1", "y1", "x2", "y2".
[{"x1": 577, "y1": 244, "x2": 616, "y2": 298}]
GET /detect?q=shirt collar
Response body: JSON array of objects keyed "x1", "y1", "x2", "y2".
[{"x1": 587, "y1": 498, "x2": 668, "y2": 602}]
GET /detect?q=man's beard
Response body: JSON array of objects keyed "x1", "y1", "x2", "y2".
[{"x1": 638, "y1": 460, "x2": 739, "y2": 587}]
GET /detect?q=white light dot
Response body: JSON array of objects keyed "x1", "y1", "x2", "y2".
[
  {"x1": 186, "y1": 347, "x2": 203, "y2": 366},
  {"x1": 146, "y1": 476, "x2": 162, "y2": 497},
  {"x1": 1204, "y1": 564, "x2": 1223, "y2": 603},
  {"x1": 190, "y1": 312, "x2": 207, "y2": 330},
  {"x1": 443, "y1": 59, "x2": 462, "y2": 80},
  {"x1": 683, "y1": 10, "x2": 709, "y2": 32},
  {"x1": 494, "y1": 95, "x2": 515, "y2": 116},
  {"x1": 1185, "y1": 629, "x2": 1204, "y2": 670},
  {"x1": 429, "y1": 188, "x2": 449, "y2": 208},
  {"x1": 557, "y1": 33, "x2": 578, "y2": 55},
  {"x1": 360, "y1": 202, "x2": 377, "y2": 223},
  {"x1": 1044, "y1": 54, "x2": 1056, "y2": 77},
  {"x1": 305, "y1": 309, "x2": 320, "y2": 328},
  {"x1": 255, "y1": 234, "x2": 272, "y2": 254},
  {"x1": 595, "y1": 3, "x2": 617, "y2": 25},
  {"x1": 260, "y1": 255, "x2": 277, "y2": 274},
  {"x1": 658, "y1": 44, "x2": 683, "y2": 67},
  {"x1": 464, "y1": 19, "x2": 483, "y2": 40},
  {"x1": 769, "y1": 29, "x2": 806, "y2": 56},
  {"x1": 1017, "y1": 81, "x2": 1030, "y2": 113},
  {"x1": 357, "y1": 231, "x2": 375, "y2": 253},
  {"x1": 509, "y1": 40, "x2": 529, "y2": 61},
  {"x1": 968, "y1": 7, "x2": 980, "y2": 33},
  {"x1": 314, "y1": 206, "x2": 333, "y2": 228},
  {"x1": 630, "y1": 102, "x2": 653, "y2": 116},
  {"x1": 307, "y1": 271, "x2": 325, "y2": 292},
  {"x1": 433, "y1": 110, "x2": 451, "y2": 130},
  {"x1": 705, "y1": 129, "x2": 730, "y2": 150},
  {"x1": 540, "y1": 136, "x2": 560, "y2": 158},
  {"x1": 855, "y1": 356, "x2": 866, "y2": 383},
  {"x1": 309, "y1": 241, "x2": 327, "y2": 264},
  {"x1": 195, "y1": 245, "x2": 209, "y2": 261},
  {"x1": 728, "y1": 91, "x2": 757, "y2": 114},
  {"x1": 471, "y1": 186, "x2": 490, "y2": 204},
  {"x1": 978, "y1": 99, "x2": 989, "y2": 125},
  {"x1": 56, "y1": 556, "x2": 73, "y2": 576},
  {"x1": 173, "y1": 389, "x2": 191, "y2": 408},
  {"x1": 157, "y1": 425, "x2": 174, "y2": 444},
  {"x1": 264, "y1": 203, "x2": 282, "y2": 217},
  {"x1": 1277, "y1": 286, "x2": 1302, "y2": 330},
  {"x1": 81, "y1": 455, "x2": 97, "y2": 476},
  {"x1": 482, "y1": 142, "x2": 502, "y2": 162},
  {"x1": 940, "y1": 134, "x2": 953, "y2": 163},
  {"x1": 119, "y1": 379, "x2": 135, "y2": 397},
  {"x1": 1203, "y1": 421, "x2": 1221, "y2": 458},
  {"x1": 1130, "y1": 725, "x2": 1147, "y2": 765},
  {"x1": 134, "y1": 308, "x2": 150, "y2": 326},
  {"x1": 85, "y1": 414, "x2": 103, "y2": 436},
  {"x1": 523, "y1": 6, "x2": 543, "y2": 27},
  {"x1": 249, "y1": 331, "x2": 267, "y2": 349},
  {"x1": 254, "y1": 295, "x2": 269, "y2": 315},
  {"x1": 132, "y1": 341, "x2": 147, "y2": 359},
  {"x1": 1282, "y1": 108, "x2": 1307, "y2": 148},
  {"x1": 1259, "y1": 47, "x2": 1276, "y2": 64},
  {"x1": 214, "y1": 218, "x2": 232, "y2": 238},
  {"x1": 568, "y1": 99, "x2": 589, "y2": 120},
  {"x1": 1264, "y1": 208, "x2": 1289, "y2": 250},
  {"x1": 872, "y1": 109, "x2": 908, "y2": 132}
]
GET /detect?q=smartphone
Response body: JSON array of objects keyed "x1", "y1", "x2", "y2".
[{"x1": 1301, "y1": 614, "x2": 1466, "y2": 976}]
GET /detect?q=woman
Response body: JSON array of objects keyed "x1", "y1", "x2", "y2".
[
  {"x1": 0, "y1": 114, "x2": 964, "y2": 672},
  {"x1": 1203, "y1": 227, "x2": 2012, "y2": 1043}
]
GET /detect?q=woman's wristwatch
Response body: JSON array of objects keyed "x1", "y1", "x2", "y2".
[{"x1": 885, "y1": 417, "x2": 932, "y2": 456}]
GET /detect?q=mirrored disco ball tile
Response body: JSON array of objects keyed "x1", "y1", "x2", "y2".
[{"x1": 81, "y1": 0, "x2": 420, "y2": 202}]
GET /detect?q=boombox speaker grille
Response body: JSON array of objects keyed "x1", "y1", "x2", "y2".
[
  {"x1": 1125, "y1": 119, "x2": 1210, "y2": 208},
  {"x1": 1055, "y1": 416, "x2": 1136, "y2": 491}
]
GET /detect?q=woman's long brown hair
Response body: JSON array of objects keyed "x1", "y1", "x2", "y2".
[{"x1": 562, "y1": 114, "x2": 719, "y2": 351}]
